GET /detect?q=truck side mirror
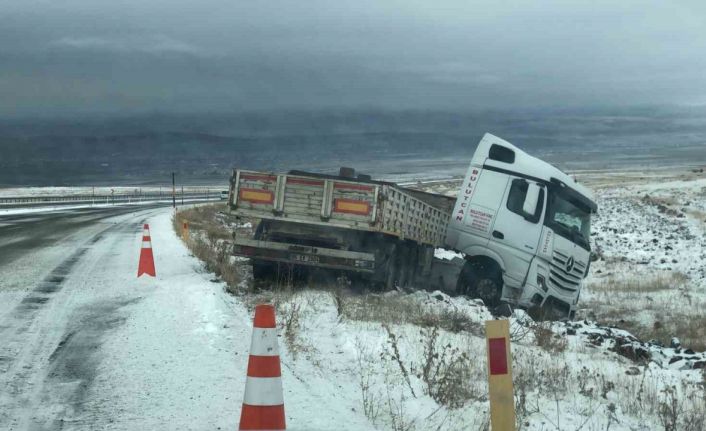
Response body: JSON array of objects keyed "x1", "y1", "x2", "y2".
[{"x1": 522, "y1": 183, "x2": 541, "y2": 216}]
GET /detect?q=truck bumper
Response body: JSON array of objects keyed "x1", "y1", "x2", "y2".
[
  {"x1": 232, "y1": 238, "x2": 376, "y2": 273},
  {"x1": 509, "y1": 259, "x2": 578, "y2": 320},
  {"x1": 514, "y1": 282, "x2": 576, "y2": 320}
]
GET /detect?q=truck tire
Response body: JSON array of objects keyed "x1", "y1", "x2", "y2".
[
  {"x1": 252, "y1": 260, "x2": 275, "y2": 282},
  {"x1": 397, "y1": 246, "x2": 409, "y2": 288},
  {"x1": 385, "y1": 253, "x2": 399, "y2": 290},
  {"x1": 456, "y1": 260, "x2": 502, "y2": 307},
  {"x1": 383, "y1": 244, "x2": 400, "y2": 290},
  {"x1": 393, "y1": 243, "x2": 421, "y2": 290},
  {"x1": 406, "y1": 246, "x2": 420, "y2": 287}
]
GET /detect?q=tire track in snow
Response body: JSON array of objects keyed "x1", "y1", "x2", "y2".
[
  {"x1": 0, "y1": 247, "x2": 89, "y2": 375},
  {"x1": 35, "y1": 297, "x2": 142, "y2": 431},
  {"x1": 0, "y1": 209, "x2": 162, "y2": 429},
  {"x1": 31, "y1": 217, "x2": 156, "y2": 430},
  {"x1": 0, "y1": 210, "x2": 158, "y2": 368}
]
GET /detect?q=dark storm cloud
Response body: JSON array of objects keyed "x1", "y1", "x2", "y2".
[{"x1": 1, "y1": 0, "x2": 705, "y2": 116}]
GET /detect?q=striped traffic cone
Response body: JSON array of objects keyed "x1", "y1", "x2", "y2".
[
  {"x1": 239, "y1": 304, "x2": 286, "y2": 431},
  {"x1": 137, "y1": 224, "x2": 156, "y2": 277}
]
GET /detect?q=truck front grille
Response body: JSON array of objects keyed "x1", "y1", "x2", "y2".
[{"x1": 549, "y1": 251, "x2": 585, "y2": 293}]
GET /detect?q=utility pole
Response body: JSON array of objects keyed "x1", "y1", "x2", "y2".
[
  {"x1": 172, "y1": 172, "x2": 176, "y2": 209},
  {"x1": 181, "y1": 185, "x2": 184, "y2": 206}
]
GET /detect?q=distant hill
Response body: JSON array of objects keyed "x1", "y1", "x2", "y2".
[{"x1": 1, "y1": 108, "x2": 704, "y2": 186}]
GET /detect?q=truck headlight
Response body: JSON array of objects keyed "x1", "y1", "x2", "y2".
[{"x1": 537, "y1": 275, "x2": 548, "y2": 292}]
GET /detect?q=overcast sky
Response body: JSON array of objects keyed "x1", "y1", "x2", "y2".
[{"x1": 1, "y1": 0, "x2": 705, "y2": 117}]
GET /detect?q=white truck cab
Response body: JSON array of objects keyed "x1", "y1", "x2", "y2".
[{"x1": 445, "y1": 133, "x2": 597, "y2": 319}]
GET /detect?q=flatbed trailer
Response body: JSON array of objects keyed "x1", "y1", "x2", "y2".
[
  {"x1": 227, "y1": 133, "x2": 598, "y2": 320},
  {"x1": 227, "y1": 168, "x2": 454, "y2": 288}
]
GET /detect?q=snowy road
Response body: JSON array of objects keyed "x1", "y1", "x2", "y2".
[
  {"x1": 0, "y1": 206, "x2": 242, "y2": 430},
  {"x1": 3, "y1": 181, "x2": 703, "y2": 430},
  {"x1": 0, "y1": 205, "x2": 167, "y2": 266},
  {"x1": 0, "y1": 205, "x2": 375, "y2": 431}
]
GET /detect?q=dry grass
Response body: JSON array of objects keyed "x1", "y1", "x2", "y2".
[
  {"x1": 245, "y1": 287, "x2": 484, "y2": 335},
  {"x1": 413, "y1": 326, "x2": 486, "y2": 408},
  {"x1": 173, "y1": 204, "x2": 253, "y2": 293},
  {"x1": 588, "y1": 271, "x2": 688, "y2": 294},
  {"x1": 579, "y1": 310, "x2": 706, "y2": 352},
  {"x1": 641, "y1": 194, "x2": 679, "y2": 207},
  {"x1": 339, "y1": 293, "x2": 483, "y2": 335},
  {"x1": 685, "y1": 208, "x2": 706, "y2": 224},
  {"x1": 582, "y1": 271, "x2": 706, "y2": 351},
  {"x1": 244, "y1": 287, "x2": 705, "y2": 429},
  {"x1": 512, "y1": 348, "x2": 706, "y2": 430},
  {"x1": 355, "y1": 323, "x2": 487, "y2": 429},
  {"x1": 174, "y1": 204, "x2": 232, "y2": 241},
  {"x1": 532, "y1": 322, "x2": 567, "y2": 353},
  {"x1": 638, "y1": 316, "x2": 706, "y2": 351}
]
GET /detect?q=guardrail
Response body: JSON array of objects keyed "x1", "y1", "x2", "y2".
[{"x1": 0, "y1": 190, "x2": 224, "y2": 207}]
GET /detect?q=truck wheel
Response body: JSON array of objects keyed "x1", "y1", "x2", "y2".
[
  {"x1": 252, "y1": 260, "x2": 274, "y2": 282},
  {"x1": 400, "y1": 246, "x2": 417, "y2": 289},
  {"x1": 384, "y1": 245, "x2": 399, "y2": 290},
  {"x1": 456, "y1": 261, "x2": 502, "y2": 307},
  {"x1": 385, "y1": 257, "x2": 398, "y2": 290},
  {"x1": 397, "y1": 247, "x2": 409, "y2": 288}
]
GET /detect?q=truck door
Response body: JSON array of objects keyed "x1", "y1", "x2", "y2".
[
  {"x1": 488, "y1": 178, "x2": 545, "y2": 286},
  {"x1": 447, "y1": 167, "x2": 510, "y2": 251}
]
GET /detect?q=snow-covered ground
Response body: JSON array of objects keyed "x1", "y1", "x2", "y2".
[
  {"x1": 577, "y1": 168, "x2": 706, "y2": 351},
  {"x1": 241, "y1": 288, "x2": 705, "y2": 430},
  {"x1": 0, "y1": 207, "x2": 379, "y2": 429},
  {"x1": 177, "y1": 164, "x2": 706, "y2": 430},
  {"x1": 2, "y1": 166, "x2": 705, "y2": 430}
]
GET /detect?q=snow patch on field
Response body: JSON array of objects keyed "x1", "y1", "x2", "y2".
[
  {"x1": 580, "y1": 171, "x2": 706, "y2": 351},
  {"x1": 95, "y1": 170, "x2": 706, "y2": 430},
  {"x1": 247, "y1": 288, "x2": 705, "y2": 430},
  {"x1": 81, "y1": 211, "x2": 378, "y2": 430},
  {"x1": 434, "y1": 248, "x2": 463, "y2": 261}
]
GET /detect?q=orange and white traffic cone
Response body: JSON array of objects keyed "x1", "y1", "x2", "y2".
[
  {"x1": 239, "y1": 304, "x2": 286, "y2": 431},
  {"x1": 137, "y1": 224, "x2": 156, "y2": 277}
]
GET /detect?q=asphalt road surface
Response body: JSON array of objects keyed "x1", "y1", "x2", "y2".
[
  {"x1": 0, "y1": 205, "x2": 169, "y2": 267},
  {"x1": 0, "y1": 204, "x2": 171, "y2": 430},
  {"x1": 0, "y1": 203, "x2": 374, "y2": 431}
]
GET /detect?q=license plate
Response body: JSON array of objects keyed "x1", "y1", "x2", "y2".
[
  {"x1": 355, "y1": 260, "x2": 373, "y2": 269},
  {"x1": 291, "y1": 253, "x2": 319, "y2": 263}
]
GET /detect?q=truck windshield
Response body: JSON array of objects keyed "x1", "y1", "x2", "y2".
[{"x1": 546, "y1": 191, "x2": 591, "y2": 250}]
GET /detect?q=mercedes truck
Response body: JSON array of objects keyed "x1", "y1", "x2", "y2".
[
  {"x1": 445, "y1": 133, "x2": 597, "y2": 319},
  {"x1": 227, "y1": 133, "x2": 597, "y2": 319}
]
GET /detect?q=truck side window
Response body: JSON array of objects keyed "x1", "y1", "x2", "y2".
[
  {"x1": 489, "y1": 144, "x2": 515, "y2": 163},
  {"x1": 507, "y1": 179, "x2": 544, "y2": 223},
  {"x1": 507, "y1": 179, "x2": 528, "y2": 215}
]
